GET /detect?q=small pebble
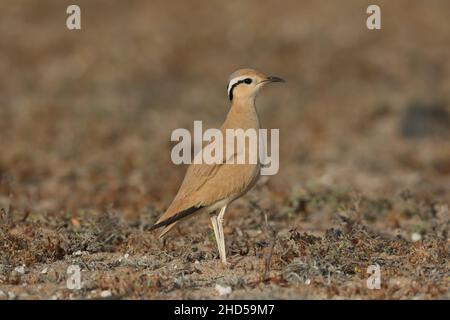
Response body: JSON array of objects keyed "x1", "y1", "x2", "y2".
[
  {"x1": 14, "y1": 265, "x2": 25, "y2": 274},
  {"x1": 215, "y1": 284, "x2": 232, "y2": 296},
  {"x1": 100, "y1": 290, "x2": 112, "y2": 298},
  {"x1": 411, "y1": 233, "x2": 422, "y2": 242}
]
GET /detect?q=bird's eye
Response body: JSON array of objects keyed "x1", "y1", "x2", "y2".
[{"x1": 244, "y1": 78, "x2": 252, "y2": 84}]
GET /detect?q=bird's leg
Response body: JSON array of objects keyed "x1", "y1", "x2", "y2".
[
  {"x1": 210, "y1": 205, "x2": 228, "y2": 265},
  {"x1": 210, "y1": 214, "x2": 221, "y2": 259},
  {"x1": 217, "y1": 205, "x2": 228, "y2": 265}
]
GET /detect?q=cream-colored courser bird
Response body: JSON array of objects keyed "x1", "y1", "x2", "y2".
[{"x1": 149, "y1": 68, "x2": 284, "y2": 265}]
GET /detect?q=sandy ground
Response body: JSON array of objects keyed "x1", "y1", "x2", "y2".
[{"x1": 0, "y1": 0, "x2": 449, "y2": 299}]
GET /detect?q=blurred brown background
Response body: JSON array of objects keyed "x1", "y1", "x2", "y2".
[
  {"x1": 0, "y1": 0, "x2": 449, "y2": 300},
  {"x1": 1, "y1": 0, "x2": 449, "y2": 217}
]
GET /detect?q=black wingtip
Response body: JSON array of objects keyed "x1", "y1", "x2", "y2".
[{"x1": 148, "y1": 206, "x2": 203, "y2": 231}]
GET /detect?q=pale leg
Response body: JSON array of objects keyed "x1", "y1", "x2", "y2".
[
  {"x1": 217, "y1": 205, "x2": 228, "y2": 265},
  {"x1": 210, "y1": 214, "x2": 221, "y2": 260},
  {"x1": 210, "y1": 205, "x2": 228, "y2": 265}
]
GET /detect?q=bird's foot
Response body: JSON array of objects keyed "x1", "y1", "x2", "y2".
[{"x1": 220, "y1": 259, "x2": 231, "y2": 268}]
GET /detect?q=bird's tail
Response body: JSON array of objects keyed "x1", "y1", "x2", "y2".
[
  {"x1": 158, "y1": 223, "x2": 177, "y2": 238},
  {"x1": 148, "y1": 205, "x2": 203, "y2": 236}
]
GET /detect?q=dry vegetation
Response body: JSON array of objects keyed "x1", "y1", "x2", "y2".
[{"x1": 0, "y1": 0, "x2": 449, "y2": 299}]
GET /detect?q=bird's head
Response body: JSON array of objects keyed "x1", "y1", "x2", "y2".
[{"x1": 227, "y1": 68, "x2": 284, "y2": 102}]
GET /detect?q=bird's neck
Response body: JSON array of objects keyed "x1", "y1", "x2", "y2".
[{"x1": 225, "y1": 97, "x2": 260, "y2": 129}]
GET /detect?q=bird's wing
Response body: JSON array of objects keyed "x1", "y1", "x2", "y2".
[
  {"x1": 154, "y1": 152, "x2": 233, "y2": 224},
  {"x1": 153, "y1": 153, "x2": 257, "y2": 230},
  {"x1": 171, "y1": 128, "x2": 257, "y2": 205},
  {"x1": 173, "y1": 160, "x2": 225, "y2": 202},
  {"x1": 152, "y1": 123, "x2": 260, "y2": 236}
]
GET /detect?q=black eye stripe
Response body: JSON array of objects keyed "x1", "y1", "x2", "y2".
[{"x1": 228, "y1": 78, "x2": 253, "y2": 100}]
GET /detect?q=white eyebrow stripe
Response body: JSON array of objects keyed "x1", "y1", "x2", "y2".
[{"x1": 227, "y1": 76, "x2": 249, "y2": 96}]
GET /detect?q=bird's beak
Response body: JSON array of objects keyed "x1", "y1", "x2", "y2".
[{"x1": 266, "y1": 76, "x2": 285, "y2": 83}]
